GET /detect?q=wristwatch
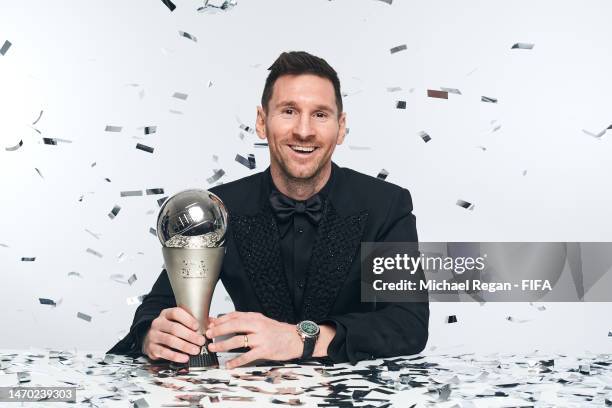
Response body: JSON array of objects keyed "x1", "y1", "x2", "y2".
[{"x1": 296, "y1": 320, "x2": 320, "y2": 360}]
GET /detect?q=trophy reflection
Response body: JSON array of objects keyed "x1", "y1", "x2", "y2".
[{"x1": 157, "y1": 189, "x2": 228, "y2": 369}]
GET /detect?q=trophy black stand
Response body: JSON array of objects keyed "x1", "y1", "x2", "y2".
[{"x1": 189, "y1": 341, "x2": 219, "y2": 370}]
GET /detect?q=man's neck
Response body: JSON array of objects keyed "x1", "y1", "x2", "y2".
[{"x1": 270, "y1": 162, "x2": 332, "y2": 201}]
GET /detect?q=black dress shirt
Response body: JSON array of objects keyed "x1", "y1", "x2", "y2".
[{"x1": 268, "y1": 168, "x2": 335, "y2": 319}]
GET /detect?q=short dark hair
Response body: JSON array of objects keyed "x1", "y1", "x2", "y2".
[{"x1": 261, "y1": 51, "x2": 343, "y2": 116}]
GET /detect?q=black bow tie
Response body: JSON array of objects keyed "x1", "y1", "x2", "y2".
[{"x1": 269, "y1": 190, "x2": 323, "y2": 227}]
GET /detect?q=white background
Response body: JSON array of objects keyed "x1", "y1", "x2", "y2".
[{"x1": 0, "y1": 0, "x2": 610, "y2": 353}]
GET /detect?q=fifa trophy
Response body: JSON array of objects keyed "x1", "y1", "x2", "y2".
[{"x1": 157, "y1": 189, "x2": 228, "y2": 369}]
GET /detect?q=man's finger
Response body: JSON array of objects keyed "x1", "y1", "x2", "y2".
[
  {"x1": 206, "y1": 317, "x2": 255, "y2": 339},
  {"x1": 153, "y1": 331, "x2": 201, "y2": 355},
  {"x1": 151, "y1": 344, "x2": 189, "y2": 363},
  {"x1": 208, "y1": 334, "x2": 249, "y2": 353},
  {"x1": 158, "y1": 320, "x2": 205, "y2": 346},
  {"x1": 166, "y1": 307, "x2": 199, "y2": 331},
  {"x1": 225, "y1": 349, "x2": 261, "y2": 369},
  {"x1": 213, "y1": 311, "x2": 243, "y2": 325}
]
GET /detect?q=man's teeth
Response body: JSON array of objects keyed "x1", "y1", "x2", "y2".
[{"x1": 290, "y1": 146, "x2": 316, "y2": 153}]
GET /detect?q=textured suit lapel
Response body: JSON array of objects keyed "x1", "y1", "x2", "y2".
[
  {"x1": 230, "y1": 202, "x2": 296, "y2": 323},
  {"x1": 300, "y1": 200, "x2": 368, "y2": 322}
]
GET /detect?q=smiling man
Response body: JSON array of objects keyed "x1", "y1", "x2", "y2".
[{"x1": 109, "y1": 51, "x2": 429, "y2": 367}]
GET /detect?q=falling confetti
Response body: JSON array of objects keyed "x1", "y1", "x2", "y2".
[
  {"x1": 390, "y1": 44, "x2": 407, "y2": 54},
  {"x1": 447, "y1": 315, "x2": 458, "y2": 323},
  {"x1": 377, "y1": 169, "x2": 389, "y2": 180},
  {"x1": 5, "y1": 140, "x2": 23, "y2": 151},
  {"x1": 21, "y1": 257, "x2": 36, "y2": 262},
  {"x1": 456, "y1": 199, "x2": 475, "y2": 211},
  {"x1": 172, "y1": 92, "x2": 188, "y2": 100},
  {"x1": 161, "y1": 0, "x2": 176, "y2": 11},
  {"x1": 395, "y1": 100, "x2": 406, "y2": 109},
  {"x1": 77, "y1": 312, "x2": 92, "y2": 322},
  {"x1": 481, "y1": 96, "x2": 498, "y2": 103},
  {"x1": 108, "y1": 205, "x2": 121, "y2": 219},
  {"x1": 235, "y1": 153, "x2": 256, "y2": 169},
  {"x1": 32, "y1": 110, "x2": 44, "y2": 125},
  {"x1": 179, "y1": 30, "x2": 197, "y2": 42},
  {"x1": 0, "y1": 40, "x2": 11, "y2": 56},
  {"x1": 418, "y1": 131, "x2": 431, "y2": 143},
  {"x1": 427, "y1": 89, "x2": 448, "y2": 99},
  {"x1": 136, "y1": 143, "x2": 154, "y2": 153},
  {"x1": 86, "y1": 248, "x2": 103, "y2": 258},
  {"x1": 207, "y1": 169, "x2": 225, "y2": 184},
  {"x1": 39, "y1": 298, "x2": 57, "y2": 307},
  {"x1": 440, "y1": 87, "x2": 462, "y2": 95},
  {"x1": 512, "y1": 43, "x2": 535, "y2": 50},
  {"x1": 105, "y1": 125, "x2": 122, "y2": 132},
  {"x1": 144, "y1": 126, "x2": 157, "y2": 135},
  {"x1": 146, "y1": 188, "x2": 164, "y2": 195},
  {"x1": 120, "y1": 190, "x2": 143, "y2": 197}
]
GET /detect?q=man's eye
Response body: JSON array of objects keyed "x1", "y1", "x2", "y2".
[
  {"x1": 315, "y1": 112, "x2": 328, "y2": 119},
  {"x1": 283, "y1": 108, "x2": 295, "y2": 115}
]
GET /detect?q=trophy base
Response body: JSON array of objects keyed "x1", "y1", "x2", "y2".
[{"x1": 188, "y1": 347, "x2": 219, "y2": 370}]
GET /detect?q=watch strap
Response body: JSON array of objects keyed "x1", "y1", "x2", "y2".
[{"x1": 301, "y1": 335, "x2": 316, "y2": 360}]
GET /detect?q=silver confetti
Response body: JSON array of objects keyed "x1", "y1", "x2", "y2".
[
  {"x1": 121, "y1": 190, "x2": 143, "y2": 197},
  {"x1": 136, "y1": 143, "x2": 154, "y2": 153},
  {"x1": 377, "y1": 169, "x2": 389, "y2": 180},
  {"x1": 0, "y1": 40, "x2": 12, "y2": 56},
  {"x1": 144, "y1": 126, "x2": 157, "y2": 135},
  {"x1": 105, "y1": 125, "x2": 122, "y2": 132},
  {"x1": 21, "y1": 257, "x2": 36, "y2": 261},
  {"x1": 172, "y1": 92, "x2": 188, "y2": 100},
  {"x1": 86, "y1": 248, "x2": 103, "y2": 258},
  {"x1": 146, "y1": 188, "x2": 164, "y2": 195},
  {"x1": 419, "y1": 131, "x2": 431, "y2": 143},
  {"x1": 5, "y1": 140, "x2": 23, "y2": 151},
  {"x1": 39, "y1": 298, "x2": 57, "y2": 306},
  {"x1": 512, "y1": 42, "x2": 535, "y2": 50},
  {"x1": 128, "y1": 274, "x2": 137, "y2": 285},
  {"x1": 390, "y1": 44, "x2": 407, "y2": 54},
  {"x1": 481, "y1": 96, "x2": 498, "y2": 103},
  {"x1": 108, "y1": 205, "x2": 121, "y2": 219},
  {"x1": 207, "y1": 169, "x2": 225, "y2": 184},
  {"x1": 77, "y1": 312, "x2": 92, "y2": 322},
  {"x1": 32, "y1": 110, "x2": 44, "y2": 125},
  {"x1": 440, "y1": 87, "x2": 462, "y2": 95},
  {"x1": 456, "y1": 199, "x2": 475, "y2": 211},
  {"x1": 179, "y1": 30, "x2": 197, "y2": 42}
]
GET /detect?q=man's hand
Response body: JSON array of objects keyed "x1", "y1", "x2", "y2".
[
  {"x1": 206, "y1": 312, "x2": 335, "y2": 369},
  {"x1": 142, "y1": 307, "x2": 208, "y2": 363}
]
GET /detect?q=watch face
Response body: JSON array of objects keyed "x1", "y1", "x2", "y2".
[{"x1": 300, "y1": 321, "x2": 319, "y2": 336}]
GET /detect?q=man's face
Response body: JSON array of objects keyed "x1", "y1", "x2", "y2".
[{"x1": 256, "y1": 74, "x2": 346, "y2": 180}]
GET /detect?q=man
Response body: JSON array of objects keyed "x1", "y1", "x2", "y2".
[{"x1": 109, "y1": 51, "x2": 429, "y2": 367}]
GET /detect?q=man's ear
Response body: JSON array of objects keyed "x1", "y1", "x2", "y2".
[
  {"x1": 256, "y1": 106, "x2": 267, "y2": 140},
  {"x1": 337, "y1": 112, "x2": 347, "y2": 145}
]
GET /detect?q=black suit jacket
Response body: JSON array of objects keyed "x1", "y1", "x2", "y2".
[{"x1": 108, "y1": 163, "x2": 429, "y2": 364}]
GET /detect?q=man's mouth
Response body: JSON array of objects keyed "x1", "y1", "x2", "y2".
[{"x1": 289, "y1": 145, "x2": 318, "y2": 155}]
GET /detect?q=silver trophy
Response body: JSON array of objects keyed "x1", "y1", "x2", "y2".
[{"x1": 157, "y1": 189, "x2": 228, "y2": 369}]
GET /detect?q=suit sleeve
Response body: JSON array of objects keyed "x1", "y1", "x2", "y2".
[
  {"x1": 320, "y1": 187, "x2": 429, "y2": 364},
  {"x1": 107, "y1": 270, "x2": 176, "y2": 356}
]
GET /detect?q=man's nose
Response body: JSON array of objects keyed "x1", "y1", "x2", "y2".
[{"x1": 293, "y1": 114, "x2": 315, "y2": 139}]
